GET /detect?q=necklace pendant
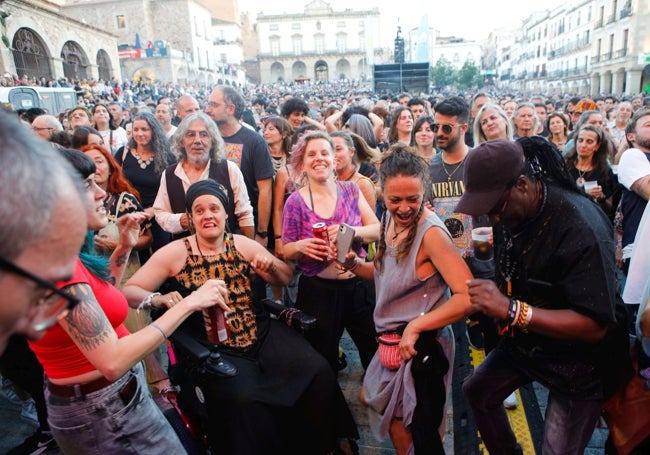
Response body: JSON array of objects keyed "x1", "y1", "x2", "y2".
[
  {"x1": 576, "y1": 177, "x2": 585, "y2": 187},
  {"x1": 140, "y1": 162, "x2": 147, "y2": 169},
  {"x1": 447, "y1": 176, "x2": 452, "y2": 183}
]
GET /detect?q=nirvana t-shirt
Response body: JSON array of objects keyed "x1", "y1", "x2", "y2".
[{"x1": 428, "y1": 153, "x2": 474, "y2": 257}]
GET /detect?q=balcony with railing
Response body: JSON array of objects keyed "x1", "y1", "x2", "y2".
[
  {"x1": 594, "y1": 18, "x2": 603, "y2": 29},
  {"x1": 614, "y1": 48, "x2": 628, "y2": 58},
  {"x1": 548, "y1": 38, "x2": 591, "y2": 60},
  {"x1": 547, "y1": 66, "x2": 588, "y2": 79},
  {"x1": 620, "y1": 3, "x2": 633, "y2": 19},
  {"x1": 606, "y1": 14, "x2": 616, "y2": 24}
]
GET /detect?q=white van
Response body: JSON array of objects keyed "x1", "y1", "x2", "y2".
[{"x1": 0, "y1": 86, "x2": 77, "y2": 114}]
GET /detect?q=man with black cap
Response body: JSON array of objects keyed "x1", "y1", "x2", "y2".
[{"x1": 457, "y1": 137, "x2": 629, "y2": 454}]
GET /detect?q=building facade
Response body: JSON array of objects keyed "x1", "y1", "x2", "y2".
[
  {"x1": 487, "y1": 0, "x2": 649, "y2": 96},
  {"x1": 0, "y1": 0, "x2": 120, "y2": 84},
  {"x1": 255, "y1": 0, "x2": 384, "y2": 84},
  {"x1": 60, "y1": 0, "x2": 244, "y2": 85}
]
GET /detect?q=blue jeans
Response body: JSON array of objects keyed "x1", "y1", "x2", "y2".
[
  {"x1": 45, "y1": 362, "x2": 185, "y2": 454},
  {"x1": 462, "y1": 348, "x2": 601, "y2": 455}
]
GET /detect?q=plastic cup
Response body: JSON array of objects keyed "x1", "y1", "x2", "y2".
[
  {"x1": 583, "y1": 180, "x2": 598, "y2": 192},
  {"x1": 472, "y1": 227, "x2": 493, "y2": 261}
]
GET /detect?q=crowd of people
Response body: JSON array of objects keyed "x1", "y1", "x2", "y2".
[{"x1": 1, "y1": 74, "x2": 649, "y2": 455}]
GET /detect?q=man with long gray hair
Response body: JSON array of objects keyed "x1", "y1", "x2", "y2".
[{"x1": 153, "y1": 112, "x2": 254, "y2": 238}]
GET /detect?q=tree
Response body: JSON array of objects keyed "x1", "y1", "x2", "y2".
[
  {"x1": 0, "y1": 0, "x2": 8, "y2": 48},
  {"x1": 1, "y1": 14, "x2": 9, "y2": 48},
  {"x1": 455, "y1": 61, "x2": 483, "y2": 90},
  {"x1": 430, "y1": 58, "x2": 454, "y2": 89}
]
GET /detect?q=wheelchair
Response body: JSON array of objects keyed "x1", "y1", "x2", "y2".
[{"x1": 157, "y1": 299, "x2": 317, "y2": 455}]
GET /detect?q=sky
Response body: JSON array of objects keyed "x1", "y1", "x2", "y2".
[{"x1": 239, "y1": 0, "x2": 565, "y2": 45}]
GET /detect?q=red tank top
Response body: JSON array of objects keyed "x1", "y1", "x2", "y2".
[{"x1": 29, "y1": 258, "x2": 130, "y2": 379}]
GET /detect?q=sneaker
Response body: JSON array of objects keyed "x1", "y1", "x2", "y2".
[
  {"x1": 7, "y1": 429, "x2": 57, "y2": 455},
  {"x1": 466, "y1": 319, "x2": 485, "y2": 350},
  {"x1": 503, "y1": 391, "x2": 518, "y2": 409}
]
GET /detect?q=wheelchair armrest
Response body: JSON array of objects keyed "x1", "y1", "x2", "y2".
[
  {"x1": 169, "y1": 330, "x2": 212, "y2": 364},
  {"x1": 262, "y1": 298, "x2": 317, "y2": 332},
  {"x1": 168, "y1": 330, "x2": 238, "y2": 378}
]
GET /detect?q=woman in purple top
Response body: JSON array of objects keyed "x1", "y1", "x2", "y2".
[{"x1": 282, "y1": 131, "x2": 380, "y2": 373}]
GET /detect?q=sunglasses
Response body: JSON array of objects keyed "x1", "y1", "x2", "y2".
[
  {"x1": 0, "y1": 256, "x2": 80, "y2": 331},
  {"x1": 487, "y1": 188, "x2": 513, "y2": 219},
  {"x1": 432, "y1": 123, "x2": 461, "y2": 134}
]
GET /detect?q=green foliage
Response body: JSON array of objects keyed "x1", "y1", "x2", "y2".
[
  {"x1": 430, "y1": 58, "x2": 484, "y2": 90},
  {"x1": 456, "y1": 61, "x2": 483, "y2": 90},
  {"x1": 0, "y1": 14, "x2": 7, "y2": 49},
  {"x1": 430, "y1": 58, "x2": 455, "y2": 89}
]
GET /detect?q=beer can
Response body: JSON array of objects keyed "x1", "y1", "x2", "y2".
[{"x1": 312, "y1": 222, "x2": 329, "y2": 244}]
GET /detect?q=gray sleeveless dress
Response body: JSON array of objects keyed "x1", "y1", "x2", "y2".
[{"x1": 363, "y1": 213, "x2": 455, "y2": 449}]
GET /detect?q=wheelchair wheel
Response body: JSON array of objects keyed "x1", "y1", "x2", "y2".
[{"x1": 162, "y1": 407, "x2": 207, "y2": 455}]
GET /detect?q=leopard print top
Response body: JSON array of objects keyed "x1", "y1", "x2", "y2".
[{"x1": 172, "y1": 236, "x2": 257, "y2": 350}]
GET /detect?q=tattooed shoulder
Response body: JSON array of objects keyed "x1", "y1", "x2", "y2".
[{"x1": 61, "y1": 283, "x2": 112, "y2": 351}]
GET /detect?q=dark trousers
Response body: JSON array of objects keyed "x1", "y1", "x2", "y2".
[
  {"x1": 463, "y1": 348, "x2": 601, "y2": 454},
  {"x1": 0, "y1": 336, "x2": 48, "y2": 431},
  {"x1": 297, "y1": 275, "x2": 378, "y2": 373},
  {"x1": 410, "y1": 330, "x2": 449, "y2": 454}
]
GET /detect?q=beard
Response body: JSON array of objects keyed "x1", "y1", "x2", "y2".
[
  {"x1": 635, "y1": 136, "x2": 650, "y2": 150},
  {"x1": 187, "y1": 151, "x2": 210, "y2": 165},
  {"x1": 437, "y1": 132, "x2": 461, "y2": 151}
]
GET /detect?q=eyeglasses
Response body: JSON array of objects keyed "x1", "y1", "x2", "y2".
[
  {"x1": 32, "y1": 127, "x2": 54, "y2": 132},
  {"x1": 487, "y1": 188, "x2": 512, "y2": 219},
  {"x1": 432, "y1": 123, "x2": 461, "y2": 134},
  {"x1": 0, "y1": 256, "x2": 80, "y2": 331}
]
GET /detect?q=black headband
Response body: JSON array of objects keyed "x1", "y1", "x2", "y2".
[{"x1": 185, "y1": 179, "x2": 229, "y2": 212}]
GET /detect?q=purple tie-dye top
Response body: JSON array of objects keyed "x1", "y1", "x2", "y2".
[{"x1": 282, "y1": 181, "x2": 365, "y2": 276}]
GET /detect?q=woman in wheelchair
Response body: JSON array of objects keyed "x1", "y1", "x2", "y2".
[{"x1": 123, "y1": 179, "x2": 359, "y2": 454}]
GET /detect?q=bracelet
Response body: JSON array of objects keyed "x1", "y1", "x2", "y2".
[
  {"x1": 149, "y1": 322, "x2": 168, "y2": 341},
  {"x1": 506, "y1": 299, "x2": 518, "y2": 326},
  {"x1": 346, "y1": 259, "x2": 360, "y2": 272},
  {"x1": 522, "y1": 305, "x2": 533, "y2": 333},
  {"x1": 510, "y1": 299, "x2": 522, "y2": 328},
  {"x1": 515, "y1": 301, "x2": 529, "y2": 331},
  {"x1": 137, "y1": 292, "x2": 160, "y2": 312},
  {"x1": 274, "y1": 235, "x2": 282, "y2": 240}
]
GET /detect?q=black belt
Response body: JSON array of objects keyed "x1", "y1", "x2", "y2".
[
  {"x1": 48, "y1": 375, "x2": 115, "y2": 397},
  {"x1": 48, "y1": 373, "x2": 138, "y2": 404}
]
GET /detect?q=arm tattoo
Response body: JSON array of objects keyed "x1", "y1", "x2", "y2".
[
  {"x1": 62, "y1": 283, "x2": 112, "y2": 351},
  {"x1": 114, "y1": 252, "x2": 128, "y2": 267}
]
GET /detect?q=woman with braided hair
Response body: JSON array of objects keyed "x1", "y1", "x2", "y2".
[{"x1": 341, "y1": 143, "x2": 472, "y2": 454}]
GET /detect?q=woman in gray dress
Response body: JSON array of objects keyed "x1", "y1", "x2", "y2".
[{"x1": 341, "y1": 143, "x2": 472, "y2": 454}]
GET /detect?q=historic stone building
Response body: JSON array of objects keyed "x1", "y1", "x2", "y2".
[
  {"x1": 255, "y1": 0, "x2": 385, "y2": 84},
  {"x1": 60, "y1": 0, "x2": 243, "y2": 85},
  {"x1": 486, "y1": 0, "x2": 649, "y2": 96},
  {"x1": 0, "y1": 0, "x2": 120, "y2": 83}
]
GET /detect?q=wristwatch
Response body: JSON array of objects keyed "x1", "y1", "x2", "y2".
[{"x1": 255, "y1": 230, "x2": 268, "y2": 239}]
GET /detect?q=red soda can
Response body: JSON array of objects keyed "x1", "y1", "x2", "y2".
[{"x1": 312, "y1": 222, "x2": 329, "y2": 244}]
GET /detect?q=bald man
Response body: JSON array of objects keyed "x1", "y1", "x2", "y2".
[{"x1": 31, "y1": 115, "x2": 63, "y2": 140}]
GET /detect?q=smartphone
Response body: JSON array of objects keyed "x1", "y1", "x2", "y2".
[{"x1": 336, "y1": 223, "x2": 356, "y2": 263}]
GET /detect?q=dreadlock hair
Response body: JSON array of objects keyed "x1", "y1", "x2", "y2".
[
  {"x1": 515, "y1": 136, "x2": 583, "y2": 196},
  {"x1": 374, "y1": 143, "x2": 428, "y2": 273}
]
